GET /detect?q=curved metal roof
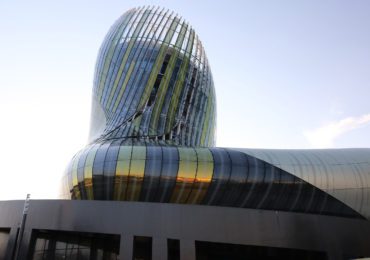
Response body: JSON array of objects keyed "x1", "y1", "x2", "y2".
[{"x1": 234, "y1": 148, "x2": 370, "y2": 219}]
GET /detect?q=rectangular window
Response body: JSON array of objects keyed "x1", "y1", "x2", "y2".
[
  {"x1": 167, "y1": 239, "x2": 180, "y2": 260},
  {"x1": 133, "y1": 236, "x2": 152, "y2": 260},
  {"x1": 0, "y1": 228, "x2": 10, "y2": 260},
  {"x1": 28, "y1": 229, "x2": 120, "y2": 260}
]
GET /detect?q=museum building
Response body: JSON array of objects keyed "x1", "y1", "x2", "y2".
[{"x1": 1, "y1": 6, "x2": 370, "y2": 260}]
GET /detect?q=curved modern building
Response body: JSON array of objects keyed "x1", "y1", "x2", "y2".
[{"x1": 0, "y1": 6, "x2": 370, "y2": 260}]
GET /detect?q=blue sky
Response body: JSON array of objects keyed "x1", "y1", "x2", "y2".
[{"x1": 1, "y1": 0, "x2": 369, "y2": 199}]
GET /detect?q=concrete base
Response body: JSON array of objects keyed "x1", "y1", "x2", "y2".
[{"x1": 0, "y1": 200, "x2": 369, "y2": 259}]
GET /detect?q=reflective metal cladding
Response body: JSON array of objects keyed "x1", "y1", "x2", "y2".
[{"x1": 63, "y1": 6, "x2": 370, "y2": 221}]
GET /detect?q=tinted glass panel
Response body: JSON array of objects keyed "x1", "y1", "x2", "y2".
[
  {"x1": 156, "y1": 147, "x2": 179, "y2": 202},
  {"x1": 29, "y1": 229, "x2": 120, "y2": 260},
  {"x1": 218, "y1": 150, "x2": 248, "y2": 207},
  {"x1": 140, "y1": 146, "x2": 162, "y2": 202},
  {"x1": 204, "y1": 148, "x2": 231, "y2": 205}
]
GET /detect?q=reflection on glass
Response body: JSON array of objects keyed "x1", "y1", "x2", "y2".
[
  {"x1": 114, "y1": 160, "x2": 130, "y2": 200},
  {"x1": 84, "y1": 145, "x2": 100, "y2": 200},
  {"x1": 187, "y1": 148, "x2": 213, "y2": 204},
  {"x1": 170, "y1": 147, "x2": 197, "y2": 203},
  {"x1": 30, "y1": 230, "x2": 119, "y2": 260}
]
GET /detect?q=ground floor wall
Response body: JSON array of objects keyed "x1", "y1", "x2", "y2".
[{"x1": 0, "y1": 200, "x2": 369, "y2": 259}]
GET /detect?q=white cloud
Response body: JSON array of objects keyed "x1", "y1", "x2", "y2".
[{"x1": 304, "y1": 114, "x2": 370, "y2": 148}]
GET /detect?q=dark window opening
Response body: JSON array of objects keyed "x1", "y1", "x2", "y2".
[
  {"x1": 0, "y1": 228, "x2": 10, "y2": 260},
  {"x1": 147, "y1": 76, "x2": 163, "y2": 107},
  {"x1": 147, "y1": 54, "x2": 171, "y2": 107},
  {"x1": 28, "y1": 229, "x2": 120, "y2": 260},
  {"x1": 133, "y1": 236, "x2": 152, "y2": 260},
  {"x1": 160, "y1": 54, "x2": 171, "y2": 75},
  {"x1": 164, "y1": 133, "x2": 171, "y2": 140},
  {"x1": 167, "y1": 239, "x2": 180, "y2": 260},
  {"x1": 182, "y1": 68, "x2": 197, "y2": 118}
]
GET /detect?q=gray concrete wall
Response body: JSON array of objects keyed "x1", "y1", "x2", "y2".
[{"x1": 0, "y1": 200, "x2": 370, "y2": 259}]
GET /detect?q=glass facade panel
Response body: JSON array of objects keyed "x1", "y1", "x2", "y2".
[
  {"x1": 272, "y1": 169, "x2": 297, "y2": 210},
  {"x1": 93, "y1": 143, "x2": 111, "y2": 200},
  {"x1": 140, "y1": 146, "x2": 162, "y2": 202},
  {"x1": 103, "y1": 140, "x2": 121, "y2": 200},
  {"x1": 84, "y1": 144, "x2": 101, "y2": 200},
  {"x1": 126, "y1": 154, "x2": 146, "y2": 201},
  {"x1": 187, "y1": 148, "x2": 213, "y2": 204},
  {"x1": 170, "y1": 147, "x2": 197, "y2": 204},
  {"x1": 114, "y1": 160, "x2": 130, "y2": 201},
  {"x1": 218, "y1": 150, "x2": 248, "y2": 207},
  {"x1": 204, "y1": 148, "x2": 231, "y2": 205},
  {"x1": 30, "y1": 230, "x2": 119, "y2": 260},
  {"x1": 243, "y1": 159, "x2": 266, "y2": 209},
  {"x1": 77, "y1": 148, "x2": 92, "y2": 200},
  {"x1": 257, "y1": 164, "x2": 278, "y2": 209},
  {"x1": 71, "y1": 151, "x2": 83, "y2": 200},
  {"x1": 156, "y1": 146, "x2": 178, "y2": 202}
]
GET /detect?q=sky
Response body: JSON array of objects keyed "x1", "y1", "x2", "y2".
[{"x1": 0, "y1": 0, "x2": 369, "y2": 200}]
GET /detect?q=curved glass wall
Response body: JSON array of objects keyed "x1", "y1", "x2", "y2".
[{"x1": 63, "y1": 140, "x2": 363, "y2": 219}]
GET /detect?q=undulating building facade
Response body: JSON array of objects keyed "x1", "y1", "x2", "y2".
[{"x1": 1, "y1": 6, "x2": 370, "y2": 260}]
